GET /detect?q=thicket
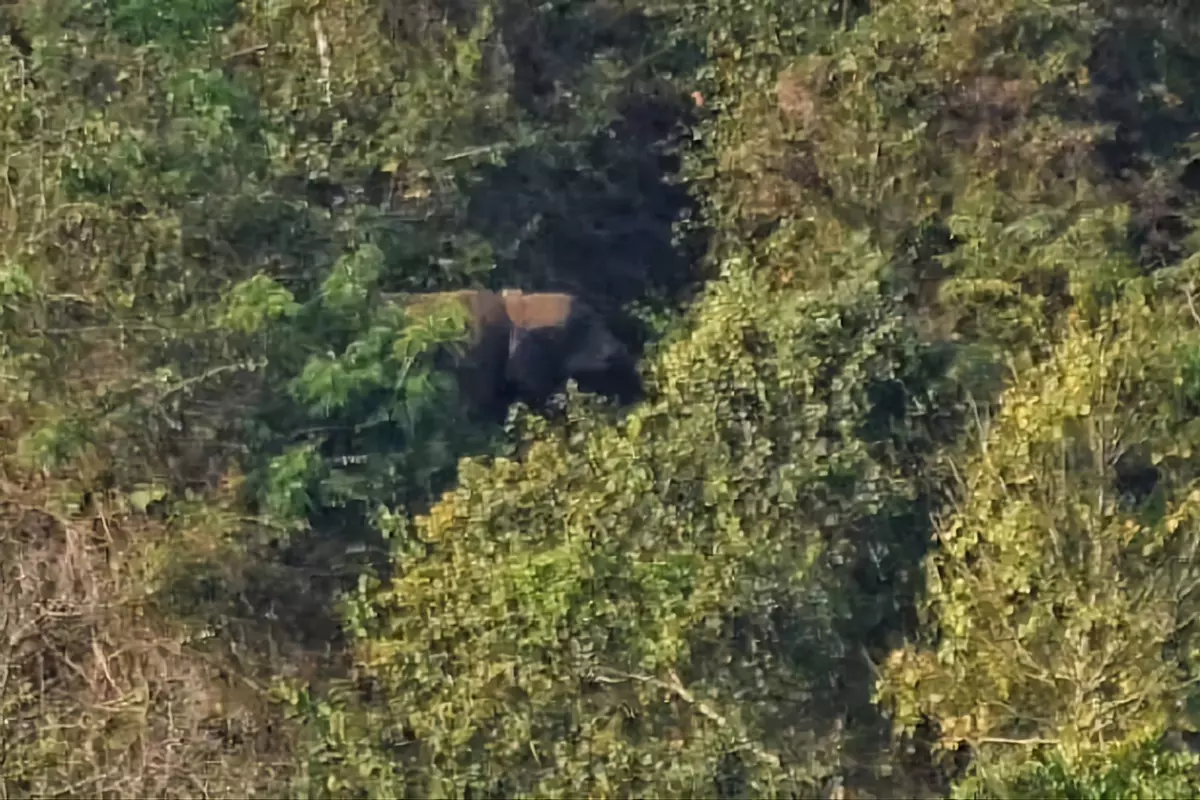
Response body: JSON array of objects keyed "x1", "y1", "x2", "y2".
[{"x1": 5, "y1": 0, "x2": 1200, "y2": 797}]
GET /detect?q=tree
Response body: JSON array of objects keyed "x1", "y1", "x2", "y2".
[
  {"x1": 878, "y1": 272, "x2": 1200, "y2": 777},
  {"x1": 289, "y1": 257, "x2": 938, "y2": 797}
]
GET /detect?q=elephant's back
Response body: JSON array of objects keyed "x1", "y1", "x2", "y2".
[
  {"x1": 399, "y1": 289, "x2": 513, "y2": 420},
  {"x1": 502, "y1": 290, "x2": 577, "y2": 331},
  {"x1": 401, "y1": 290, "x2": 506, "y2": 338}
]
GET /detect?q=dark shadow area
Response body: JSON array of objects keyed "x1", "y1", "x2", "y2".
[
  {"x1": 1080, "y1": 3, "x2": 1200, "y2": 270},
  {"x1": 151, "y1": 509, "x2": 369, "y2": 693},
  {"x1": 499, "y1": 2, "x2": 665, "y2": 121},
  {"x1": 461, "y1": 3, "x2": 708, "y2": 349},
  {"x1": 378, "y1": 0, "x2": 479, "y2": 44},
  {"x1": 276, "y1": 6, "x2": 709, "y2": 353},
  {"x1": 0, "y1": 6, "x2": 33, "y2": 57},
  {"x1": 885, "y1": 213, "x2": 960, "y2": 313},
  {"x1": 841, "y1": 336, "x2": 987, "y2": 797},
  {"x1": 158, "y1": 0, "x2": 705, "y2": 762},
  {"x1": 467, "y1": 85, "x2": 705, "y2": 350}
]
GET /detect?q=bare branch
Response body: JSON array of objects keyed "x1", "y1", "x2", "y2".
[
  {"x1": 974, "y1": 736, "x2": 1059, "y2": 746},
  {"x1": 226, "y1": 44, "x2": 270, "y2": 62},
  {"x1": 593, "y1": 667, "x2": 782, "y2": 768},
  {"x1": 311, "y1": 13, "x2": 332, "y2": 106}
]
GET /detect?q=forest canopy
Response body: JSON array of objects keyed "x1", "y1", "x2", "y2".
[{"x1": 5, "y1": 0, "x2": 1200, "y2": 797}]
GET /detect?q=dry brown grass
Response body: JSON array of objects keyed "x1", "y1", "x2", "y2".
[
  {"x1": 942, "y1": 75, "x2": 1038, "y2": 146},
  {"x1": 0, "y1": 469, "x2": 301, "y2": 799},
  {"x1": 775, "y1": 62, "x2": 826, "y2": 133}
]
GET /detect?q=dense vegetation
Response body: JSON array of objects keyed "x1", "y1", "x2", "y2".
[{"x1": 6, "y1": 0, "x2": 1200, "y2": 796}]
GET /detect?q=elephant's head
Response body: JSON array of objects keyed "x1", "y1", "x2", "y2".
[{"x1": 501, "y1": 290, "x2": 644, "y2": 410}]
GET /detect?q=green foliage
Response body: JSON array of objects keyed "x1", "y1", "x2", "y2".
[
  {"x1": 319, "y1": 244, "x2": 384, "y2": 319},
  {"x1": 0, "y1": 260, "x2": 35, "y2": 302},
  {"x1": 264, "y1": 443, "x2": 325, "y2": 521},
  {"x1": 220, "y1": 274, "x2": 301, "y2": 334},
  {"x1": 10, "y1": 0, "x2": 1200, "y2": 796},
  {"x1": 310, "y1": 261, "x2": 934, "y2": 797},
  {"x1": 952, "y1": 739, "x2": 1200, "y2": 799},
  {"x1": 18, "y1": 413, "x2": 95, "y2": 470},
  {"x1": 104, "y1": 0, "x2": 239, "y2": 49},
  {"x1": 877, "y1": 284, "x2": 1200, "y2": 756}
]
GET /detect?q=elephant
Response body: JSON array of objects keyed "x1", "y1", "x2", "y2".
[{"x1": 399, "y1": 289, "x2": 644, "y2": 421}]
